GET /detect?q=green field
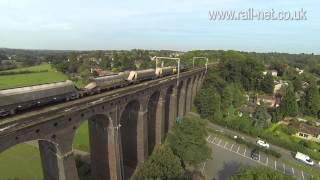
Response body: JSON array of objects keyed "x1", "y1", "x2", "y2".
[
  {"x1": 2, "y1": 64, "x2": 53, "y2": 72},
  {"x1": 0, "y1": 64, "x2": 68, "y2": 90},
  {"x1": 0, "y1": 144, "x2": 43, "y2": 180},
  {"x1": 73, "y1": 121, "x2": 90, "y2": 152}
]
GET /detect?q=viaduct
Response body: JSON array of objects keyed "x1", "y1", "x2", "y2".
[{"x1": 0, "y1": 66, "x2": 209, "y2": 180}]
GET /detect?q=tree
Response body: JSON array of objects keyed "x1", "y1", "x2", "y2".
[
  {"x1": 167, "y1": 117, "x2": 211, "y2": 166},
  {"x1": 260, "y1": 73, "x2": 274, "y2": 94},
  {"x1": 195, "y1": 89, "x2": 222, "y2": 121},
  {"x1": 253, "y1": 103, "x2": 270, "y2": 128},
  {"x1": 221, "y1": 85, "x2": 233, "y2": 110},
  {"x1": 304, "y1": 81, "x2": 320, "y2": 117},
  {"x1": 292, "y1": 76, "x2": 303, "y2": 92},
  {"x1": 132, "y1": 145, "x2": 183, "y2": 180},
  {"x1": 279, "y1": 84, "x2": 298, "y2": 117},
  {"x1": 229, "y1": 166, "x2": 295, "y2": 180}
]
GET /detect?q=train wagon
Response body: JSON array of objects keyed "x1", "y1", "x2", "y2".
[
  {"x1": 127, "y1": 69, "x2": 156, "y2": 83},
  {"x1": 84, "y1": 74, "x2": 129, "y2": 94},
  {"x1": 155, "y1": 67, "x2": 175, "y2": 77},
  {"x1": 0, "y1": 80, "x2": 79, "y2": 117}
]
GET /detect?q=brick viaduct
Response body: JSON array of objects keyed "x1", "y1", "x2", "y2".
[{"x1": 0, "y1": 67, "x2": 208, "y2": 180}]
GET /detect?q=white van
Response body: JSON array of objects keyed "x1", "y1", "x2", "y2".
[{"x1": 295, "y1": 152, "x2": 314, "y2": 166}]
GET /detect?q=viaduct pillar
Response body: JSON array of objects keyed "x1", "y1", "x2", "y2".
[
  {"x1": 169, "y1": 87, "x2": 178, "y2": 129},
  {"x1": 39, "y1": 130, "x2": 78, "y2": 180},
  {"x1": 178, "y1": 82, "x2": 187, "y2": 117}
]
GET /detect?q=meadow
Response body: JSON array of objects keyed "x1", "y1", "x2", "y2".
[{"x1": 0, "y1": 64, "x2": 68, "y2": 90}]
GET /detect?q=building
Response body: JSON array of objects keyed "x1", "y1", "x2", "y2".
[
  {"x1": 293, "y1": 122, "x2": 320, "y2": 143},
  {"x1": 256, "y1": 94, "x2": 281, "y2": 108},
  {"x1": 263, "y1": 70, "x2": 278, "y2": 77},
  {"x1": 295, "y1": 68, "x2": 304, "y2": 75}
]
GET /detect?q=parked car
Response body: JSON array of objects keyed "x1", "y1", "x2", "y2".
[
  {"x1": 295, "y1": 152, "x2": 314, "y2": 166},
  {"x1": 256, "y1": 140, "x2": 270, "y2": 148},
  {"x1": 251, "y1": 148, "x2": 260, "y2": 160}
]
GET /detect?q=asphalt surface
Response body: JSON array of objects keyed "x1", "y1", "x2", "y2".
[
  {"x1": 205, "y1": 121, "x2": 320, "y2": 171},
  {"x1": 204, "y1": 134, "x2": 309, "y2": 180}
]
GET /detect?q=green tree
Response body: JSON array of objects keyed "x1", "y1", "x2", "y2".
[
  {"x1": 195, "y1": 89, "x2": 222, "y2": 121},
  {"x1": 279, "y1": 84, "x2": 298, "y2": 117},
  {"x1": 132, "y1": 145, "x2": 183, "y2": 180},
  {"x1": 292, "y1": 76, "x2": 303, "y2": 92},
  {"x1": 260, "y1": 73, "x2": 274, "y2": 94},
  {"x1": 304, "y1": 81, "x2": 320, "y2": 117},
  {"x1": 229, "y1": 166, "x2": 295, "y2": 180},
  {"x1": 253, "y1": 103, "x2": 270, "y2": 128},
  {"x1": 167, "y1": 117, "x2": 211, "y2": 166},
  {"x1": 221, "y1": 85, "x2": 234, "y2": 110}
]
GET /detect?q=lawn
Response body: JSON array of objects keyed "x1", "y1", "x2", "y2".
[
  {"x1": 2, "y1": 64, "x2": 53, "y2": 73},
  {"x1": 0, "y1": 71, "x2": 68, "y2": 90},
  {"x1": 73, "y1": 121, "x2": 90, "y2": 152},
  {"x1": 0, "y1": 63, "x2": 69, "y2": 90},
  {"x1": 0, "y1": 143, "x2": 43, "y2": 180}
]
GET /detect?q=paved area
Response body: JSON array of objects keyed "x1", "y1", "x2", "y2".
[
  {"x1": 204, "y1": 121, "x2": 320, "y2": 171},
  {"x1": 203, "y1": 135, "x2": 309, "y2": 180}
]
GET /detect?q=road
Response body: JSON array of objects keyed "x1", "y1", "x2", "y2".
[{"x1": 204, "y1": 134, "x2": 308, "y2": 180}]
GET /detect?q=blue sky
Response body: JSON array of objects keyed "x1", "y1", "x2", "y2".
[{"x1": 0, "y1": 0, "x2": 319, "y2": 53}]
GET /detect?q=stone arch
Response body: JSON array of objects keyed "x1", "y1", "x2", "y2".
[
  {"x1": 147, "y1": 91, "x2": 160, "y2": 155},
  {"x1": 120, "y1": 100, "x2": 140, "y2": 178},
  {"x1": 164, "y1": 85, "x2": 174, "y2": 134}
]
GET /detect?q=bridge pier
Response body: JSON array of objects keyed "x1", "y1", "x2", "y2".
[
  {"x1": 39, "y1": 132, "x2": 78, "y2": 180},
  {"x1": 155, "y1": 92, "x2": 166, "y2": 144},
  {"x1": 88, "y1": 113, "x2": 122, "y2": 180},
  {"x1": 169, "y1": 87, "x2": 177, "y2": 129},
  {"x1": 191, "y1": 78, "x2": 197, "y2": 108},
  {"x1": 185, "y1": 80, "x2": 193, "y2": 114},
  {"x1": 178, "y1": 83, "x2": 187, "y2": 117}
]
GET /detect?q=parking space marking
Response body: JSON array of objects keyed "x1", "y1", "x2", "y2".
[
  {"x1": 258, "y1": 153, "x2": 260, "y2": 162},
  {"x1": 265, "y1": 157, "x2": 268, "y2": 165},
  {"x1": 243, "y1": 148, "x2": 246, "y2": 156},
  {"x1": 201, "y1": 161, "x2": 206, "y2": 174},
  {"x1": 230, "y1": 144, "x2": 234, "y2": 151},
  {"x1": 206, "y1": 135, "x2": 211, "y2": 141},
  {"x1": 211, "y1": 137, "x2": 216, "y2": 143},
  {"x1": 236, "y1": 146, "x2": 240, "y2": 153},
  {"x1": 218, "y1": 139, "x2": 222, "y2": 146},
  {"x1": 274, "y1": 160, "x2": 277, "y2": 170},
  {"x1": 301, "y1": 171, "x2": 304, "y2": 180},
  {"x1": 291, "y1": 167, "x2": 294, "y2": 176},
  {"x1": 224, "y1": 142, "x2": 228, "y2": 148}
]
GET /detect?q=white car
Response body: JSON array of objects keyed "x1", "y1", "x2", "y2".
[
  {"x1": 295, "y1": 152, "x2": 314, "y2": 166},
  {"x1": 256, "y1": 140, "x2": 270, "y2": 148}
]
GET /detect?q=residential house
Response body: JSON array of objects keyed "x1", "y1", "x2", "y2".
[
  {"x1": 293, "y1": 122, "x2": 320, "y2": 143},
  {"x1": 263, "y1": 70, "x2": 278, "y2": 77}
]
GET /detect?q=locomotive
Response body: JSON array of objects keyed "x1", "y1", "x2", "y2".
[{"x1": 0, "y1": 67, "x2": 177, "y2": 117}]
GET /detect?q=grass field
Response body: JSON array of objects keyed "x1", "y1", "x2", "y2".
[
  {"x1": 2, "y1": 64, "x2": 53, "y2": 72},
  {"x1": 0, "y1": 144, "x2": 43, "y2": 180},
  {"x1": 73, "y1": 121, "x2": 90, "y2": 152},
  {"x1": 0, "y1": 64, "x2": 68, "y2": 90}
]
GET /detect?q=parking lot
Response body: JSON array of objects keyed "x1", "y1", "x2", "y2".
[{"x1": 204, "y1": 135, "x2": 310, "y2": 180}]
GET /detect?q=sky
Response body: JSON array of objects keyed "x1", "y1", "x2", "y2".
[{"x1": 0, "y1": 0, "x2": 319, "y2": 54}]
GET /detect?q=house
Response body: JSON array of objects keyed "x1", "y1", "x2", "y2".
[
  {"x1": 256, "y1": 94, "x2": 281, "y2": 108},
  {"x1": 263, "y1": 70, "x2": 278, "y2": 77},
  {"x1": 239, "y1": 104, "x2": 256, "y2": 117},
  {"x1": 274, "y1": 80, "x2": 288, "y2": 93},
  {"x1": 295, "y1": 68, "x2": 304, "y2": 75},
  {"x1": 293, "y1": 122, "x2": 320, "y2": 143}
]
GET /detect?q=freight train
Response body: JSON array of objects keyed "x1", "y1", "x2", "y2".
[{"x1": 0, "y1": 66, "x2": 182, "y2": 117}]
